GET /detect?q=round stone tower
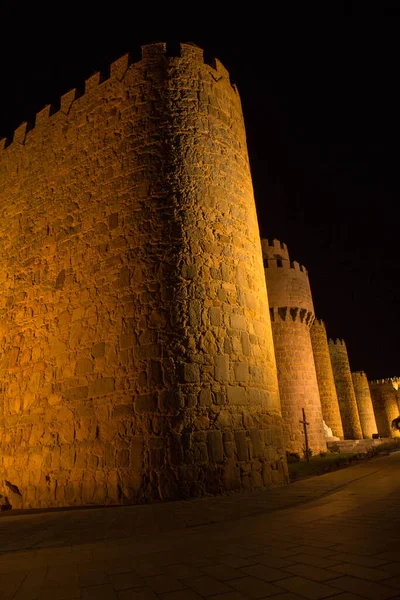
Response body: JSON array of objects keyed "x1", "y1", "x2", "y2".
[
  {"x1": 262, "y1": 239, "x2": 326, "y2": 454},
  {"x1": 310, "y1": 319, "x2": 344, "y2": 439},
  {"x1": 328, "y1": 340, "x2": 363, "y2": 439},
  {"x1": 0, "y1": 43, "x2": 288, "y2": 509},
  {"x1": 351, "y1": 371, "x2": 378, "y2": 439},
  {"x1": 369, "y1": 379, "x2": 400, "y2": 438}
]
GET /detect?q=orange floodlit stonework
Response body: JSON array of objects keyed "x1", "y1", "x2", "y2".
[
  {"x1": 329, "y1": 339, "x2": 363, "y2": 440},
  {"x1": 0, "y1": 43, "x2": 288, "y2": 509},
  {"x1": 311, "y1": 319, "x2": 344, "y2": 439},
  {"x1": 262, "y1": 240, "x2": 326, "y2": 454},
  {"x1": 369, "y1": 379, "x2": 400, "y2": 438},
  {"x1": 351, "y1": 371, "x2": 378, "y2": 439}
]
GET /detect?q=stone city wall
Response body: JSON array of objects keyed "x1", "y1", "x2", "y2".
[
  {"x1": 369, "y1": 379, "x2": 400, "y2": 438},
  {"x1": 329, "y1": 339, "x2": 362, "y2": 440},
  {"x1": 263, "y1": 240, "x2": 326, "y2": 454},
  {"x1": 310, "y1": 319, "x2": 344, "y2": 439},
  {"x1": 0, "y1": 43, "x2": 287, "y2": 509},
  {"x1": 351, "y1": 371, "x2": 377, "y2": 439}
]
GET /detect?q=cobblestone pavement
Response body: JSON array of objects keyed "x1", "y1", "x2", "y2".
[{"x1": 1, "y1": 452, "x2": 400, "y2": 600}]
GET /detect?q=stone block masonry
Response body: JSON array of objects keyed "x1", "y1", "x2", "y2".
[
  {"x1": 369, "y1": 379, "x2": 400, "y2": 438},
  {"x1": 0, "y1": 43, "x2": 288, "y2": 509},
  {"x1": 351, "y1": 371, "x2": 377, "y2": 439},
  {"x1": 263, "y1": 239, "x2": 326, "y2": 454},
  {"x1": 329, "y1": 339, "x2": 363, "y2": 440},
  {"x1": 311, "y1": 319, "x2": 344, "y2": 439}
]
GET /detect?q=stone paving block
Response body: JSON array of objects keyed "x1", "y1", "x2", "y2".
[
  {"x1": 208, "y1": 593, "x2": 250, "y2": 600},
  {"x1": 144, "y1": 574, "x2": 184, "y2": 594},
  {"x1": 38, "y1": 585, "x2": 81, "y2": 600},
  {"x1": 288, "y1": 554, "x2": 341, "y2": 569},
  {"x1": 0, "y1": 571, "x2": 28, "y2": 599},
  {"x1": 228, "y1": 575, "x2": 284, "y2": 598},
  {"x1": 201, "y1": 563, "x2": 246, "y2": 581},
  {"x1": 79, "y1": 567, "x2": 110, "y2": 587},
  {"x1": 381, "y1": 562, "x2": 400, "y2": 574},
  {"x1": 165, "y1": 564, "x2": 203, "y2": 579},
  {"x1": 332, "y1": 543, "x2": 383, "y2": 557},
  {"x1": 219, "y1": 554, "x2": 256, "y2": 568},
  {"x1": 384, "y1": 575, "x2": 400, "y2": 589},
  {"x1": 248, "y1": 553, "x2": 295, "y2": 569},
  {"x1": 110, "y1": 571, "x2": 145, "y2": 591},
  {"x1": 182, "y1": 574, "x2": 232, "y2": 596},
  {"x1": 268, "y1": 593, "x2": 313, "y2": 600},
  {"x1": 81, "y1": 583, "x2": 118, "y2": 599},
  {"x1": 130, "y1": 560, "x2": 166, "y2": 576},
  {"x1": 228, "y1": 545, "x2": 262, "y2": 558},
  {"x1": 376, "y1": 551, "x2": 400, "y2": 562},
  {"x1": 287, "y1": 546, "x2": 335, "y2": 558},
  {"x1": 240, "y1": 564, "x2": 289, "y2": 582},
  {"x1": 43, "y1": 564, "x2": 80, "y2": 587},
  {"x1": 328, "y1": 575, "x2": 398, "y2": 599},
  {"x1": 329, "y1": 563, "x2": 392, "y2": 582},
  {"x1": 274, "y1": 575, "x2": 340, "y2": 599},
  {"x1": 319, "y1": 594, "x2": 370, "y2": 600},
  {"x1": 158, "y1": 590, "x2": 203, "y2": 599},
  {"x1": 328, "y1": 553, "x2": 390, "y2": 568},
  {"x1": 283, "y1": 563, "x2": 341, "y2": 582},
  {"x1": 117, "y1": 588, "x2": 158, "y2": 600}
]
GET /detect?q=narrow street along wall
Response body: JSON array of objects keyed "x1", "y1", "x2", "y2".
[
  {"x1": 369, "y1": 379, "x2": 400, "y2": 438},
  {"x1": 262, "y1": 239, "x2": 326, "y2": 454},
  {"x1": 311, "y1": 319, "x2": 344, "y2": 439},
  {"x1": 329, "y1": 339, "x2": 363, "y2": 440},
  {"x1": 351, "y1": 371, "x2": 378, "y2": 439},
  {"x1": 0, "y1": 43, "x2": 288, "y2": 509}
]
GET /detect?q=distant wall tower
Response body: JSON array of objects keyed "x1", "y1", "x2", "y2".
[
  {"x1": 328, "y1": 340, "x2": 362, "y2": 439},
  {"x1": 310, "y1": 320, "x2": 344, "y2": 439},
  {"x1": 351, "y1": 372, "x2": 377, "y2": 439},
  {"x1": 262, "y1": 239, "x2": 326, "y2": 454},
  {"x1": 369, "y1": 379, "x2": 400, "y2": 438}
]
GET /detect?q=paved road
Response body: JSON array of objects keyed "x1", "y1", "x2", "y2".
[{"x1": 1, "y1": 452, "x2": 400, "y2": 599}]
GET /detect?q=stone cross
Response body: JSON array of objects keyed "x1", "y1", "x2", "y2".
[{"x1": 300, "y1": 408, "x2": 310, "y2": 461}]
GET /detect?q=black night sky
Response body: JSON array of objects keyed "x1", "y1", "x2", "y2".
[{"x1": 0, "y1": 11, "x2": 398, "y2": 380}]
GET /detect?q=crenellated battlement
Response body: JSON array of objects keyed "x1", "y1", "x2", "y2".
[
  {"x1": 352, "y1": 371, "x2": 367, "y2": 378},
  {"x1": 370, "y1": 377, "x2": 400, "y2": 386},
  {"x1": 0, "y1": 42, "x2": 235, "y2": 156},
  {"x1": 329, "y1": 338, "x2": 346, "y2": 347},
  {"x1": 264, "y1": 258, "x2": 307, "y2": 274},
  {"x1": 313, "y1": 318, "x2": 325, "y2": 327},
  {"x1": 261, "y1": 238, "x2": 289, "y2": 262},
  {"x1": 269, "y1": 306, "x2": 314, "y2": 327}
]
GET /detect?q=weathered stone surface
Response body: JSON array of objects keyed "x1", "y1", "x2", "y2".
[
  {"x1": 329, "y1": 339, "x2": 363, "y2": 440},
  {"x1": 352, "y1": 371, "x2": 378, "y2": 439},
  {"x1": 0, "y1": 42, "x2": 287, "y2": 509},
  {"x1": 263, "y1": 240, "x2": 326, "y2": 454},
  {"x1": 369, "y1": 379, "x2": 400, "y2": 438},
  {"x1": 311, "y1": 319, "x2": 344, "y2": 439}
]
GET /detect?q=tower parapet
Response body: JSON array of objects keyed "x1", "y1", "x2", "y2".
[
  {"x1": 262, "y1": 240, "x2": 326, "y2": 454},
  {"x1": 351, "y1": 371, "x2": 378, "y2": 439},
  {"x1": 328, "y1": 339, "x2": 363, "y2": 439},
  {"x1": 369, "y1": 378, "x2": 400, "y2": 438},
  {"x1": 311, "y1": 320, "x2": 344, "y2": 439},
  {"x1": 0, "y1": 43, "x2": 288, "y2": 509}
]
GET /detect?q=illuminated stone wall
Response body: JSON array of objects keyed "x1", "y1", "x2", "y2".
[
  {"x1": 310, "y1": 319, "x2": 344, "y2": 439},
  {"x1": 351, "y1": 371, "x2": 377, "y2": 439},
  {"x1": 369, "y1": 379, "x2": 400, "y2": 438},
  {"x1": 0, "y1": 43, "x2": 287, "y2": 509},
  {"x1": 328, "y1": 339, "x2": 362, "y2": 439},
  {"x1": 263, "y1": 240, "x2": 326, "y2": 454}
]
